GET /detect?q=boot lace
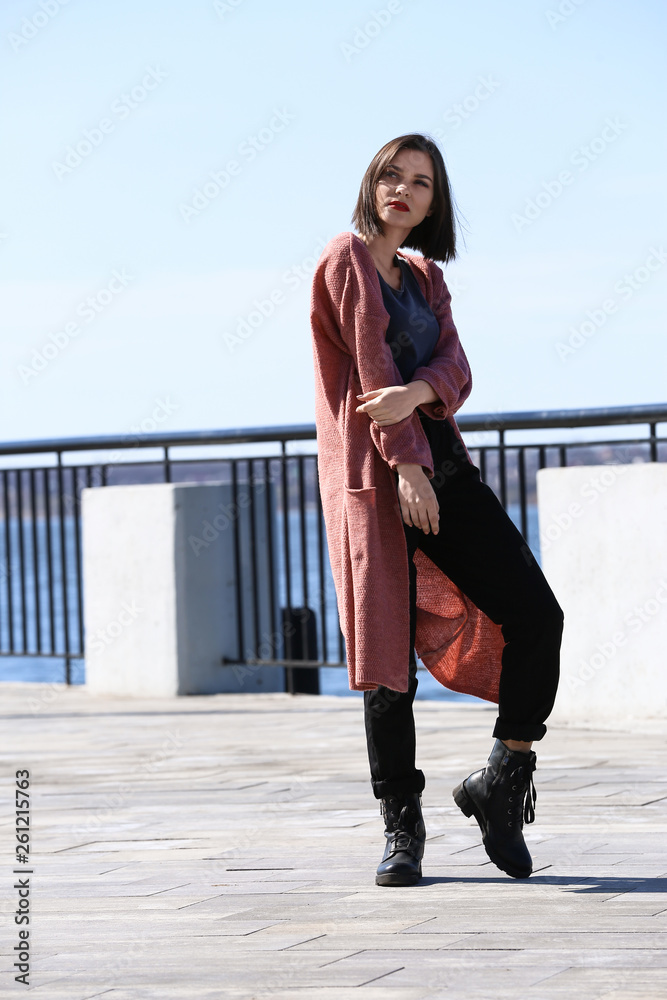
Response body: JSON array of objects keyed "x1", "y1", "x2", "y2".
[
  {"x1": 384, "y1": 801, "x2": 422, "y2": 857},
  {"x1": 391, "y1": 830, "x2": 415, "y2": 854},
  {"x1": 507, "y1": 757, "x2": 537, "y2": 827}
]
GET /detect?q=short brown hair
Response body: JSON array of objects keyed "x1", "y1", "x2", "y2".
[{"x1": 351, "y1": 133, "x2": 459, "y2": 263}]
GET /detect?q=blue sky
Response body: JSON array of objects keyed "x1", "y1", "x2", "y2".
[{"x1": 1, "y1": 0, "x2": 665, "y2": 449}]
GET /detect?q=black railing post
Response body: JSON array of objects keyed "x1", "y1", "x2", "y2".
[
  {"x1": 498, "y1": 429, "x2": 507, "y2": 508},
  {"x1": 56, "y1": 454, "x2": 71, "y2": 684}
]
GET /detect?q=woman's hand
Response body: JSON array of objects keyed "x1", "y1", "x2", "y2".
[
  {"x1": 355, "y1": 385, "x2": 417, "y2": 425},
  {"x1": 395, "y1": 464, "x2": 440, "y2": 534}
]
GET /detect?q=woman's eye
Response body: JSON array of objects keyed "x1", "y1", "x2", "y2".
[{"x1": 384, "y1": 169, "x2": 428, "y2": 187}]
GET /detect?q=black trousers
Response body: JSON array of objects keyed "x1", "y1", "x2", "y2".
[{"x1": 363, "y1": 413, "x2": 564, "y2": 800}]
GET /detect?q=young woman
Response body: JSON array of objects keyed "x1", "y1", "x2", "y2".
[{"x1": 310, "y1": 133, "x2": 564, "y2": 886}]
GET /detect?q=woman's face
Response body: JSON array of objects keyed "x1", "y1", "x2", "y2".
[{"x1": 374, "y1": 148, "x2": 435, "y2": 232}]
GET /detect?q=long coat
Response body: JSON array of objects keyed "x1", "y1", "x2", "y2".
[{"x1": 310, "y1": 231, "x2": 505, "y2": 699}]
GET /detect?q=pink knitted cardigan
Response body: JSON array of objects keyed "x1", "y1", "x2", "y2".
[{"x1": 310, "y1": 231, "x2": 505, "y2": 698}]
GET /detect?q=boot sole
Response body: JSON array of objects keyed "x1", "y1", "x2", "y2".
[
  {"x1": 452, "y1": 781, "x2": 532, "y2": 880},
  {"x1": 375, "y1": 866, "x2": 422, "y2": 887}
]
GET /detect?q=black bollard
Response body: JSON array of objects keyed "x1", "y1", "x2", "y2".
[{"x1": 281, "y1": 607, "x2": 320, "y2": 694}]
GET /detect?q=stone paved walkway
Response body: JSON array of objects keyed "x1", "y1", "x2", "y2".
[{"x1": 1, "y1": 681, "x2": 666, "y2": 999}]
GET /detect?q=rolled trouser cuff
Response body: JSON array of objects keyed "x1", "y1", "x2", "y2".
[
  {"x1": 492, "y1": 719, "x2": 547, "y2": 742},
  {"x1": 371, "y1": 769, "x2": 426, "y2": 800}
]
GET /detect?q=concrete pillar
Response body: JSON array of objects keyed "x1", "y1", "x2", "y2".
[
  {"x1": 537, "y1": 463, "x2": 667, "y2": 726},
  {"x1": 81, "y1": 482, "x2": 284, "y2": 696}
]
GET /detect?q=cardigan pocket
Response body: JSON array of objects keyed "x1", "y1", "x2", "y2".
[
  {"x1": 344, "y1": 484, "x2": 377, "y2": 503},
  {"x1": 343, "y1": 486, "x2": 377, "y2": 563},
  {"x1": 343, "y1": 484, "x2": 400, "y2": 564},
  {"x1": 344, "y1": 483, "x2": 397, "y2": 505}
]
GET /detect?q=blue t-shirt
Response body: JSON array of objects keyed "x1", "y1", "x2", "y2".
[
  {"x1": 377, "y1": 254, "x2": 465, "y2": 459},
  {"x1": 377, "y1": 255, "x2": 440, "y2": 384}
]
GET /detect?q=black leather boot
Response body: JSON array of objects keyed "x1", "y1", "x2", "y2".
[
  {"x1": 375, "y1": 791, "x2": 425, "y2": 887},
  {"x1": 452, "y1": 739, "x2": 537, "y2": 879}
]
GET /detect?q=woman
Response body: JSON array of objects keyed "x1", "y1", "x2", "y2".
[{"x1": 309, "y1": 133, "x2": 564, "y2": 886}]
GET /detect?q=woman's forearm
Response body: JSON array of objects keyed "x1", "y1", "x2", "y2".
[{"x1": 393, "y1": 382, "x2": 441, "y2": 477}]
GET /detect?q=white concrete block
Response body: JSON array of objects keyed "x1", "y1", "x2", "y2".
[
  {"x1": 81, "y1": 483, "x2": 284, "y2": 696},
  {"x1": 537, "y1": 463, "x2": 667, "y2": 726}
]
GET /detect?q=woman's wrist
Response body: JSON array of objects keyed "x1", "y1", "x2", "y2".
[
  {"x1": 407, "y1": 379, "x2": 439, "y2": 406},
  {"x1": 395, "y1": 462, "x2": 427, "y2": 478}
]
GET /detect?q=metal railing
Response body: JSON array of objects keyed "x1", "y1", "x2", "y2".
[{"x1": 1, "y1": 403, "x2": 665, "y2": 684}]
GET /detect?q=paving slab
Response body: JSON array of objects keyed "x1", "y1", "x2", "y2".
[{"x1": 0, "y1": 683, "x2": 665, "y2": 998}]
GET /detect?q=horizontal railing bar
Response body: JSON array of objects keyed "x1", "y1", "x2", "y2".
[
  {"x1": 0, "y1": 435, "x2": 662, "y2": 478},
  {"x1": 226, "y1": 658, "x2": 436, "y2": 670},
  {"x1": 456, "y1": 404, "x2": 667, "y2": 433},
  {"x1": 0, "y1": 441, "x2": 662, "y2": 491},
  {"x1": 224, "y1": 657, "x2": 343, "y2": 668},
  {"x1": 1, "y1": 405, "x2": 666, "y2": 457},
  {"x1": 0, "y1": 425, "x2": 319, "y2": 457},
  {"x1": 472, "y1": 435, "x2": 665, "y2": 452},
  {"x1": 0, "y1": 652, "x2": 84, "y2": 658}
]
